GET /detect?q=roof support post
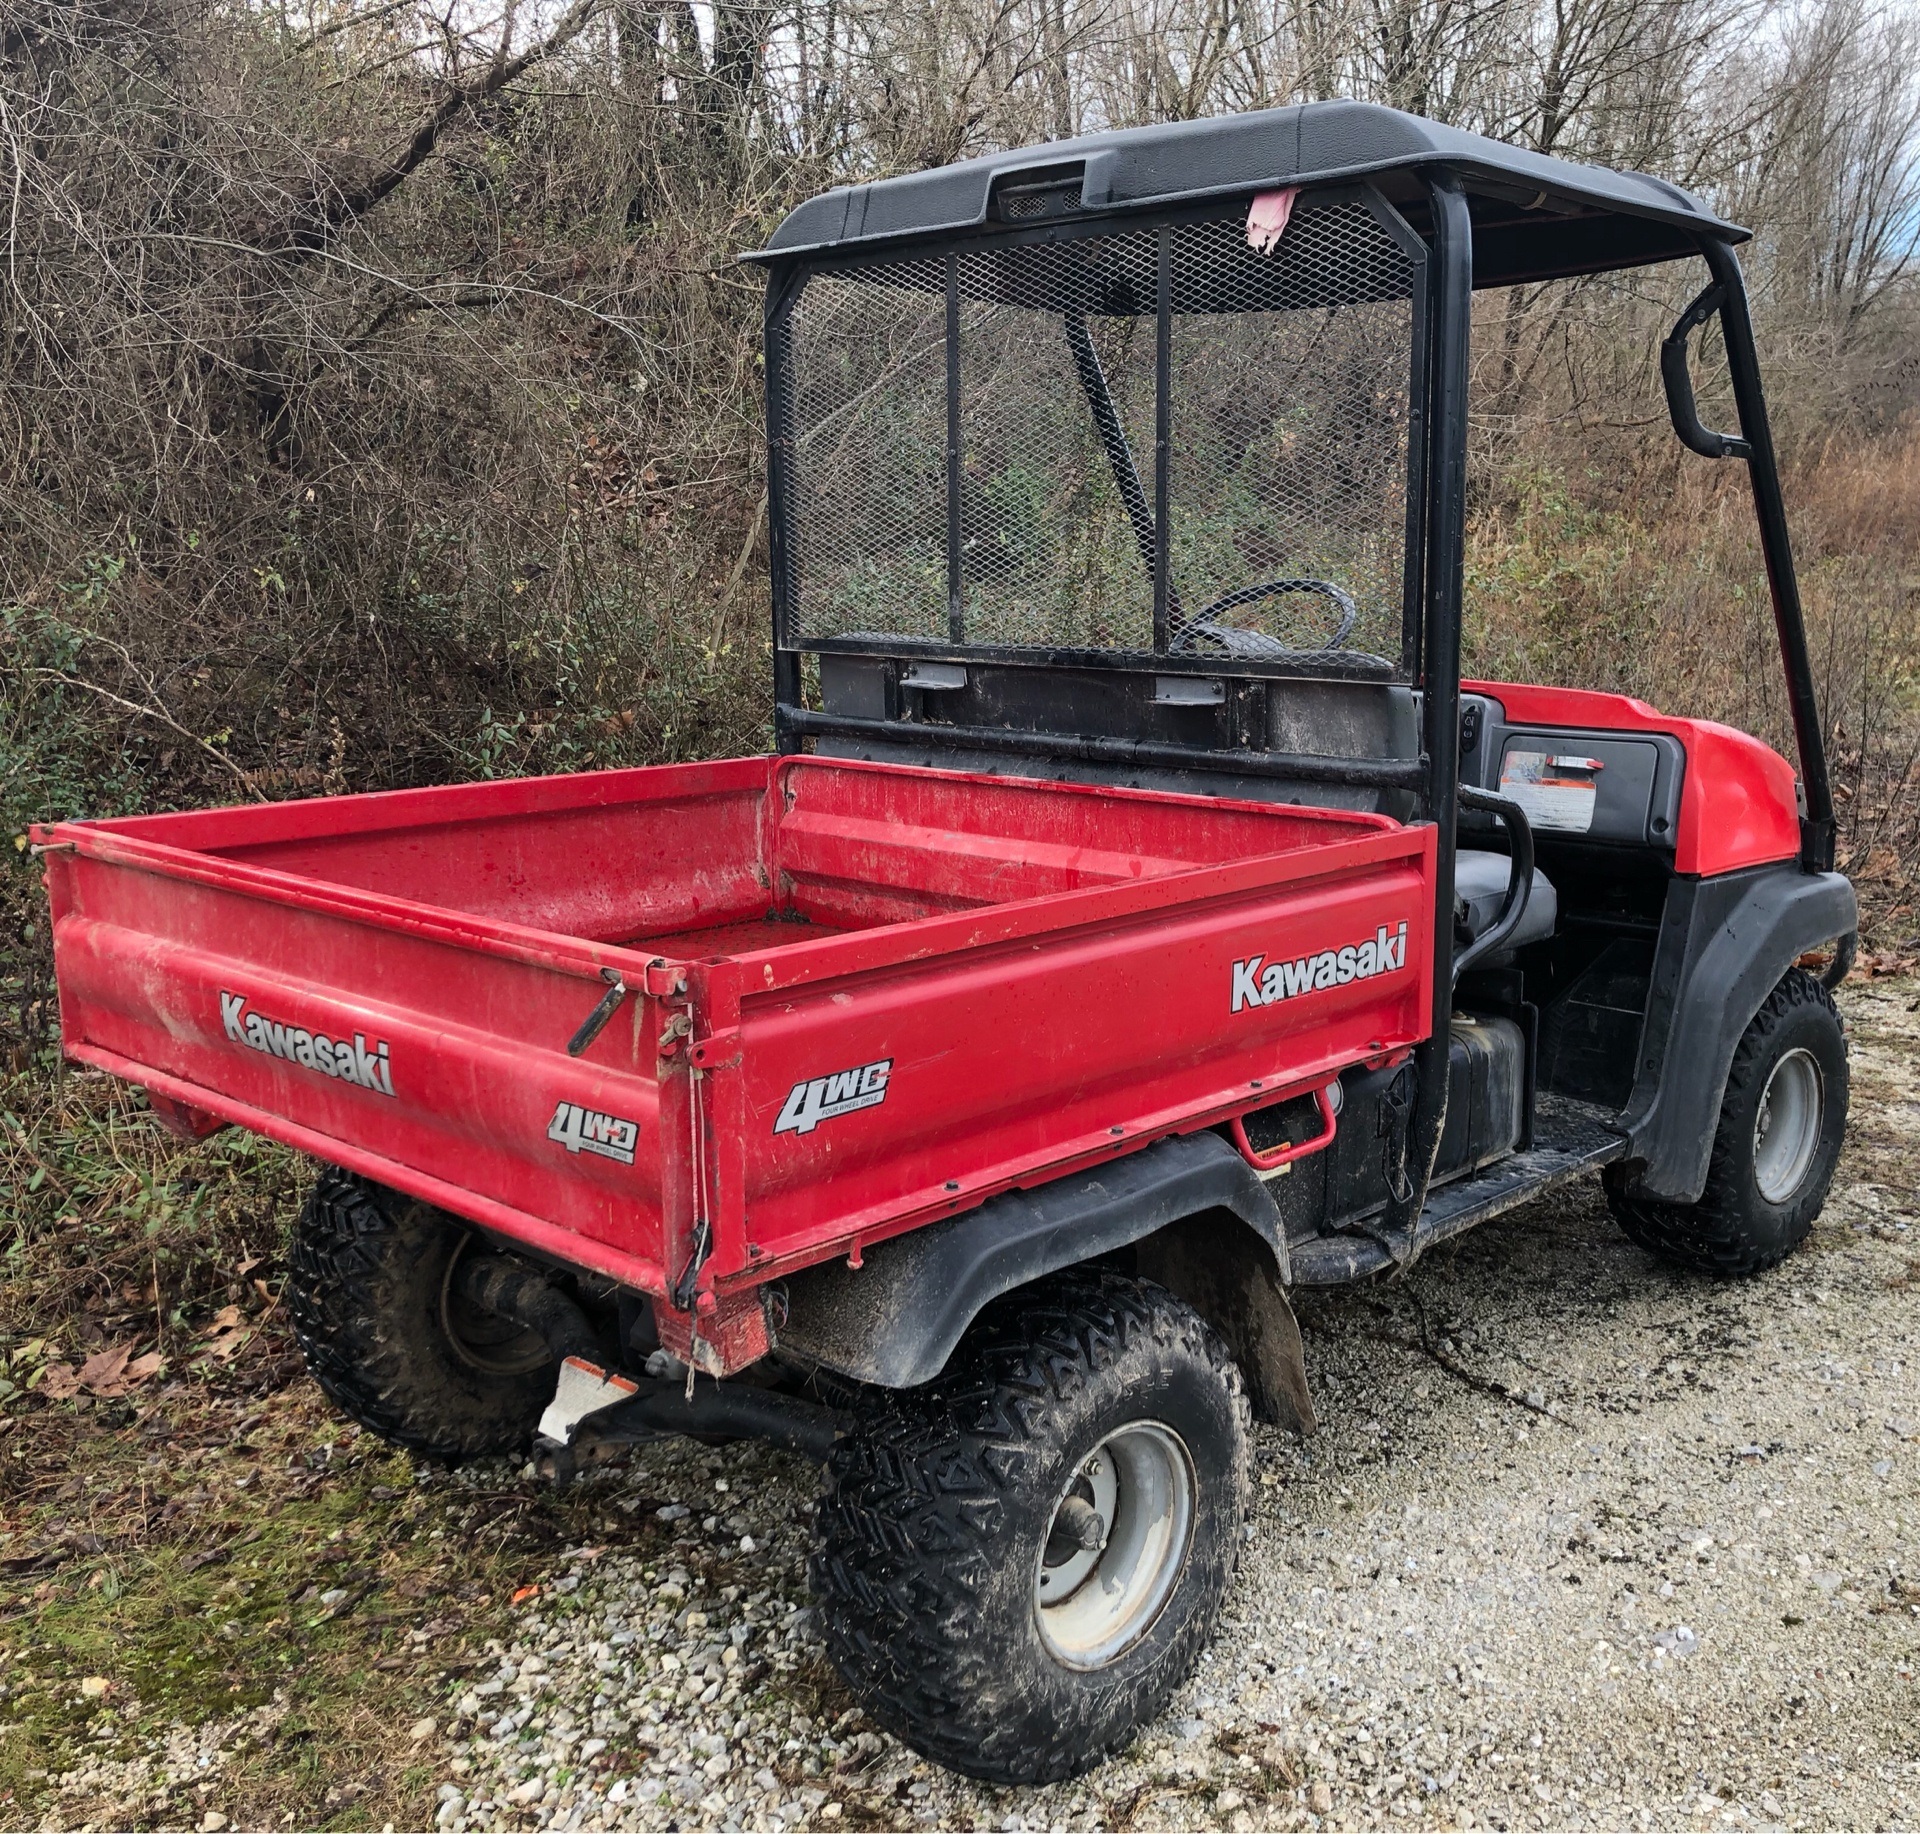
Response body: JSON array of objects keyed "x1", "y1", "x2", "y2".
[
  {"x1": 1378, "y1": 168, "x2": 1471, "y2": 1261},
  {"x1": 1698, "y1": 239, "x2": 1836, "y2": 873},
  {"x1": 766, "y1": 262, "x2": 804, "y2": 750}
]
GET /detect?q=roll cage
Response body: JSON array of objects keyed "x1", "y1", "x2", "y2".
[{"x1": 747, "y1": 100, "x2": 1837, "y2": 1251}]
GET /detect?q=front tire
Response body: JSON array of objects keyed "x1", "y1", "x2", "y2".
[
  {"x1": 286, "y1": 1169, "x2": 557, "y2": 1463},
  {"x1": 811, "y1": 1269, "x2": 1249, "y2": 1784},
  {"x1": 1607, "y1": 968, "x2": 1848, "y2": 1276}
]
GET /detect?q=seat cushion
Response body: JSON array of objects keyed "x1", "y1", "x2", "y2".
[{"x1": 1455, "y1": 849, "x2": 1557, "y2": 950}]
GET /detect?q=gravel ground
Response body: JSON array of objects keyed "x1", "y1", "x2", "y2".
[
  {"x1": 420, "y1": 983, "x2": 1920, "y2": 1834},
  {"x1": 345, "y1": 982, "x2": 1920, "y2": 1829}
]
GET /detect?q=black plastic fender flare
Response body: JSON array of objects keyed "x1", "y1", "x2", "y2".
[
  {"x1": 1621, "y1": 865, "x2": 1855, "y2": 1204},
  {"x1": 775, "y1": 1129, "x2": 1315, "y2": 1432}
]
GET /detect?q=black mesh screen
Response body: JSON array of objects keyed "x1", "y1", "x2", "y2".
[
  {"x1": 783, "y1": 255, "x2": 949, "y2": 643},
  {"x1": 1167, "y1": 202, "x2": 1417, "y2": 665},
  {"x1": 777, "y1": 194, "x2": 1421, "y2": 672},
  {"x1": 955, "y1": 232, "x2": 1160, "y2": 650}
]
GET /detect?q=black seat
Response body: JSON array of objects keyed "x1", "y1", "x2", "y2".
[{"x1": 1454, "y1": 850, "x2": 1557, "y2": 950}]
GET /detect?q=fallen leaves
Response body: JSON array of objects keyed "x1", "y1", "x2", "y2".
[
  {"x1": 38, "y1": 1305, "x2": 269, "y2": 1397},
  {"x1": 1856, "y1": 947, "x2": 1919, "y2": 979},
  {"x1": 198, "y1": 1305, "x2": 254, "y2": 1362},
  {"x1": 39, "y1": 1341, "x2": 166, "y2": 1400}
]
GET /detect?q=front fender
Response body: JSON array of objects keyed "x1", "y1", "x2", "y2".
[{"x1": 1622, "y1": 866, "x2": 1854, "y2": 1203}]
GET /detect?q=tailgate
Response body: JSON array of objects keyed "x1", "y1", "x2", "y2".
[{"x1": 40, "y1": 834, "x2": 673, "y2": 1292}]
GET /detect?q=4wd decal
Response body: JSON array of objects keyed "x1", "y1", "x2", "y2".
[
  {"x1": 219, "y1": 989, "x2": 395, "y2": 1096},
  {"x1": 547, "y1": 1101, "x2": 639, "y2": 1165},
  {"x1": 775, "y1": 1058, "x2": 892, "y2": 1136},
  {"x1": 1230, "y1": 921, "x2": 1409, "y2": 1014}
]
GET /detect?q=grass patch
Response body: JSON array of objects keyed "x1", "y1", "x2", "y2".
[{"x1": 0, "y1": 1069, "x2": 639, "y2": 1829}]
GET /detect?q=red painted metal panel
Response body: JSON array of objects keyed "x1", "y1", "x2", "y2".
[
  {"x1": 1466, "y1": 680, "x2": 1800, "y2": 874},
  {"x1": 717, "y1": 832, "x2": 1431, "y2": 1281},
  {"x1": 47, "y1": 887, "x2": 665, "y2": 1266},
  {"x1": 37, "y1": 757, "x2": 1439, "y2": 1329}
]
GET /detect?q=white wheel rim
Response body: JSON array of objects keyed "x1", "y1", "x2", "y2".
[
  {"x1": 1754, "y1": 1047, "x2": 1822, "y2": 1204},
  {"x1": 1033, "y1": 1422, "x2": 1195, "y2": 1671}
]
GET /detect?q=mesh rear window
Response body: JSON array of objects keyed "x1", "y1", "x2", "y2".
[
  {"x1": 784, "y1": 255, "x2": 950, "y2": 643},
  {"x1": 778, "y1": 195, "x2": 1420, "y2": 670},
  {"x1": 956, "y1": 232, "x2": 1161, "y2": 651}
]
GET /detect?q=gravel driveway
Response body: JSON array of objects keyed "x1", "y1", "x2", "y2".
[{"x1": 426, "y1": 981, "x2": 1920, "y2": 1833}]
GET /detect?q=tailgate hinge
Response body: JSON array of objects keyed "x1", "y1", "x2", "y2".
[
  {"x1": 688, "y1": 1027, "x2": 742, "y2": 1070},
  {"x1": 642, "y1": 959, "x2": 689, "y2": 998}
]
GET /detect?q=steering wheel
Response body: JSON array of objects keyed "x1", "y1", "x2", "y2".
[{"x1": 1171, "y1": 578, "x2": 1358, "y2": 656}]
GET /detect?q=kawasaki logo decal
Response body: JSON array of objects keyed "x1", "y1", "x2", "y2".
[
  {"x1": 1231, "y1": 922, "x2": 1409, "y2": 1014},
  {"x1": 219, "y1": 989, "x2": 395, "y2": 1096},
  {"x1": 775, "y1": 1058, "x2": 892, "y2": 1135},
  {"x1": 547, "y1": 1101, "x2": 639, "y2": 1165}
]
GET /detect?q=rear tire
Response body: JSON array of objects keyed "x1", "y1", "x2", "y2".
[
  {"x1": 286, "y1": 1168, "x2": 556, "y2": 1463},
  {"x1": 811, "y1": 1269, "x2": 1249, "y2": 1784},
  {"x1": 1606, "y1": 968, "x2": 1847, "y2": 1276}
]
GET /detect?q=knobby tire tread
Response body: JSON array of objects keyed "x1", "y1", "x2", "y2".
[
  {"x1": 1607, "y1": 968, "x2": 1845, "y2": 1277},
  {"x1": 286, "y1": 1168, "x2": 548, "y2": 1464},
  {"x1": 810, "y1": 1267, "x2": 1249, "y2": 1785}
]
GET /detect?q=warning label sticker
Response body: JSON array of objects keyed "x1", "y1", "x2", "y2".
[{"x1": 1499, "y1": 750, "x2": 1603, "y2": 833}]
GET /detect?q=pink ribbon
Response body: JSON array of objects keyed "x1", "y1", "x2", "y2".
[{"x1": 1246, "y1": 187, "x2": 1299, "y2": 255}]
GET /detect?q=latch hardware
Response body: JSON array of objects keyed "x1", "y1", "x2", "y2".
[
  {"x1": 688, "y1": 1028, "x2": 742, "y2": 1070},
  {"x1": 566, "y1": 967, "x2": 628, "y2": 1058}
]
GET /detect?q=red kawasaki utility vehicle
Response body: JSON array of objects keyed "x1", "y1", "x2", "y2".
[{"x1": 38, "y1": 103, "x2": 1855, "y2": 1782}]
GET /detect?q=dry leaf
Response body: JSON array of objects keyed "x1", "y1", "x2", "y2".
[
  {"x1": 79, "y1": 1342, "x2": 132, "y2": 1388},
  {"x1": 70, "y1": 1341, "x2": 164, "y2": 1398},
  {"x1": 199, "y1": 1305, "x2": 253, "y2": 1362},
  {"x1": 511, "y1": 1584, "x2": 541, "y2": 1605},
  {"x1": 39, "y1": 1363, "x2": 83, "y2": 1400},
  {"x1": 77, "y1": 1343, "x2": 136, "y2": 1396}
]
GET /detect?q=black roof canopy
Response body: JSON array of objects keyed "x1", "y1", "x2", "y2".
[{"x1": 751, "y1": 100, "x2": 1744, "y2": 287}]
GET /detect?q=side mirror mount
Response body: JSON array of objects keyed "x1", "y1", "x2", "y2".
[{"x1": 1661, "y1": 284, "x2": 1753, "y2": 461}]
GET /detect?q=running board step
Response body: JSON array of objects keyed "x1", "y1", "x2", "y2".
[{"x1": 1288, "y1": 1128, "x2": 1628, "y2": 1287}]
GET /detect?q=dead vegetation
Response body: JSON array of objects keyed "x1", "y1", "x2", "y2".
[
  {"x1": 0, "y1": 0, "x2": 1916, "y2": 1028},
  {"x1": 0, "y1": 0, "x2": 1915, "y2": 1818}
]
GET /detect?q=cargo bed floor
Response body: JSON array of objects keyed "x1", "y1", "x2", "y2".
[{"x1": 624, "y1": 913, "x2": 851, "y2": 959}]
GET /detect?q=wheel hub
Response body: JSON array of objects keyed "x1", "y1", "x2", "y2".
[
  {"x1": 440, "y1": 1236, "x2": 554, "y2": 1375},
  {"x1": 1034, "y1": 1421, "x2": 1195, "y2": 1670},
  {"x1": 1753, "y1": 1047, "x2": 1823, "y2": 1205}
]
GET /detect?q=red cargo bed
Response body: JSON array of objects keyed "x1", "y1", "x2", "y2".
[{"x1": 38, "y1": 757, "x2": 1434, "y2": 1327}]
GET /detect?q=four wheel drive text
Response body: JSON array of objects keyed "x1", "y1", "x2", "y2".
[
  {"x1": 774, "y1": 1058, "x2": 893, "y2": 1134},
  {"x1": 547, "y1": 1101, "x2": 640, "y2": 1164},
  {"x1": 1231, "y1": 921, "x2": 1410, "y2": 1013}
]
